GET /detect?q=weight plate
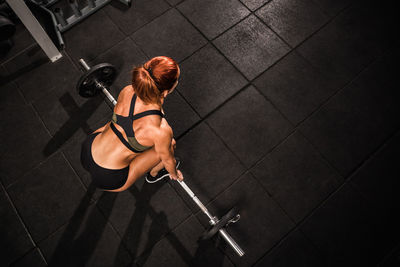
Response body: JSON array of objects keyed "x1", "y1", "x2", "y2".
[
  {"x1": 201, "y1": 206, "x2": 239, "y2": 240},
  {"x1": 77, "y1": 63, "x2": 117, "y2": 98}
]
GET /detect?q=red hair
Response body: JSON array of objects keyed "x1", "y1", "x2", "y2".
[{"x1": 132, "y1": 56, "x2": 179, "y2": 105}]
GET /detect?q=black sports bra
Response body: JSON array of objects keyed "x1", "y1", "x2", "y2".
[{"x1": 110, "y1": 93, "x2": 164, "y2": 153}]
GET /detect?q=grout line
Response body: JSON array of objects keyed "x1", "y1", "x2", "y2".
[
  {"x1": 250, "y1": 127, "x2": 400, "y2": 264},
  {"x1": 128, "y1": 35, "x2": 151, "y2": 60},
  {"x1": 4, "y1": 103, "x2": 54, "y2": 189},
  {"x1": 247, "y1": 6, "x2": 351, "y2": 85},
  {"x1": 91, "y1": 201, "x2": 138, "y2": 262},
  {"x1": 107, "y1": 5, "x2": 174, "y2": 40},
  {"x1": 0, "y1": 43, "x2": 37, "y2": 66},
  {"x1": 60, "y1": 151, "x2": 91, "y2": 197},
  {"x1": 157, "y1": 0, "x2": 357, "y2": 146},
  {"x1": 252, "y1": 181, "x2": 352, "y2": 266},
  {"x1": 294, "y1": 55, "x2": 379, "y2": 175},
  {"x1": 0, "y1": 180, "x2": 46, "y2": 265},
  {"x1": 377, "y1": 241, "x2": 400, "y2": 266},
  {"x1": 0, "y1": 64, "x2": 30, "y2": 106},
  {"x1": 346, "y1": 127, "x2": 400, "y2": 187}
]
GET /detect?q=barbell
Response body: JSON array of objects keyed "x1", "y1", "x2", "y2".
[{"x1": 77, "y1": 58, "x2": 245, "y2": 257}]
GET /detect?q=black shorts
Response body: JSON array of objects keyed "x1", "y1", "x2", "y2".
[{"x1": 80, "y1": 133, "x2": 129, "y2": 190}]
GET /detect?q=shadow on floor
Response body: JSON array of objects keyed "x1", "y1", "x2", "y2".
[
  {"x1": 47, "y1": 183, "x2": 114, "y2": 266},
  {"x1": 43, "y1": 92, "x2": 104, "y2": 156},
  {"x1": 0, "y1": 45, "x2": 48, "y2": 86},
  {"x1": 118, "y1": 180, "x2": 229, "y2": 267}
]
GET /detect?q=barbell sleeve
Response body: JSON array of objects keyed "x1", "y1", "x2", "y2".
[
  {"x1": 178, "y1": 180, "x2": 245, "y2": 257},
  {"x1": 219, "y1": 229, "x2": 245, "y2": 257},
  {"x1": 79, "y1": 58, "x2": 90, "y2": 71}
]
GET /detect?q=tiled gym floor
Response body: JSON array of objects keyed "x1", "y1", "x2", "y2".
[{"x1": 1, "y1": 0, "x2": 399, "y2": 266}]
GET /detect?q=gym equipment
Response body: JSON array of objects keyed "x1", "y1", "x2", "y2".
[
  {"x1": 52, "y1": 0, "x2": 131, "y2": 33},
  {"x1": 0, "y1": 13, "x2": 15, "y2": 41},
  {"x1": 77, "y1": 58, "x2": 245, "y2": 257},
  {"x1": 201, "y1": 206, "x2": 240, "y2": 240},
  {"x1": 5, "y1": 0, "x2": 131, "y2": 62},
  {"x1": 76, "y1": 60, "x2": 117, "y2": 101},
  {"x1": 6, "y1": 0, "x2": 62, "y2": 62}
]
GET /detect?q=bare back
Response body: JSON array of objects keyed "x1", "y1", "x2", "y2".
[{"x1": 91, "y1": 85, "x2": 172, "y2": 169}]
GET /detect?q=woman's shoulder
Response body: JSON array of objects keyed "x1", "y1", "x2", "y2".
[
  {"x1": 119, "y1": 85, "x2": 133, "y2": 96},
  {"x1": 147, "y1": 119, "x2": 172, "y2": 139}
]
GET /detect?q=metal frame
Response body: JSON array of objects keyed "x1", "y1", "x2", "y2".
[
  {"x1": 5, "y1": 0, "x2": 62, "y2": 62},
  {"x1": 5, "y1": 0, "x2": 131, "y2": 63}
]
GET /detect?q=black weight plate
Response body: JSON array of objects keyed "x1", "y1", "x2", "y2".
[
  {"x1": 77, "y1": 63, "x2": 117, "y2": 98},
  {"x1": 201, "y1": 206, "x2": 239, "y2": 240}
]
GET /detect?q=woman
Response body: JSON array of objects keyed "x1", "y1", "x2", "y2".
[{"x1": 80, "y1": 56, "x2": 183, "y2": 192}]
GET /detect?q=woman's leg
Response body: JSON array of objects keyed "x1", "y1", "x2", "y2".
[
  {"x1": 106, "y1": 147, "x2": 161, "y2": 192},
  {"x1": 106, "y1": 138, "x2": 177, "y2": 192}
]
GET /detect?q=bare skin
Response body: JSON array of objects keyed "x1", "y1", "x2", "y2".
[{"x1": 90, "y1": 84, "x2": 183, "y2": 192}]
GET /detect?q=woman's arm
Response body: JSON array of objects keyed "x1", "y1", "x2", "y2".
[
  {"x1": 92, "y1": 122, "x2": 109, "y2": 134},
  {"x1": 153, "y1": 126, "x2": 182, "y2": 180}
]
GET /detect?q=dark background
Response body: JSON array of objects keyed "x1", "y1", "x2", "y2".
[{"x1": 1, "y1": 0, "x2": 399, "y2": 266}]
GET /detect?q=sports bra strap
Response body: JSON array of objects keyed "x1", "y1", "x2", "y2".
[
  {"x1": 128, "y1": 94, "x2": 137, "y2": 119},
  {"x1": 132, "y1": 110, "x2": 164, "y2": 121},
  {"x1": 110, "y1": 122, "x2": 141, "y2": 153}
]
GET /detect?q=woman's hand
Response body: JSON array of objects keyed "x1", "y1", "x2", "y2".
[{"x1": 170, "y1": 169, "x2": 184, "y2": 181}]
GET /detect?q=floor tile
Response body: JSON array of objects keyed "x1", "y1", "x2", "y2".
[
  {"x1": 39, "y1": 203, "x2": 132, "y2": 267},
  {"x1": 178, "y1": 44, "x2": 247, "y2": 117},
  {"x1": 253, "y1": 51, "x2": 336, "y2": 125},
  {"x1": 96, "y1": 179, "x2": 191, "y2": 258},
  {"x1": 299, "y1": 51, "x2": 400, "y2": 177},
  {"x1": 61, "y1": 117, "x2": 111, "y2": 200},
  {"x1": 177, "y1": 0, "x2": 250, "y2": 40},
  {"x1": 0, "y1": 105, "x2": 52, "y2": 185},
  {"x1": 240, "y1": 0, "x2": 270, "y2": 11},
  {"x1": 256, "y1": 0, "x2": 329, "y2": 47},
  {"x1": 300, "y1": 182, "x2": 391, "y2": 266},
  {"x1": 31, "y1": 68, "x2": 109, "y2": 128},
  {"x1": 254, "y1": 229, "x2": 325, "y2": 267},
  {"x1": 7, "y1": 152, "x2": 88, "y2": 242},
  {"x1": 10, "y1": 248, "x2": 47, "y2": 267},
  {"x1": 0, "y1": 185, "x2": 34, "y2": 266},
  {"x1": 251, "y1": 131, "x2": 342, "y2": 223},
  {"x1": 136, "y1": 216, "x2": 233, "y2": 267},
  {"x1": 0, "y1": 66, "x2": 26, "y2": 110},
  {"x1": 104, "y1": 0, "x2": 170, "y2": 36},
  {"x1": 169, "y1": 122, "x2": 246, "y2": 208},
  {"x1": 131, "y1": 8, "x2": 207, "y2": 62},
  {"x1": 63, "y1": 10, "x2": 125, "y2": 62},
  {"x1": 88, "y1": 37, "x2": 148, "y2": 97},
  {"x1": 207, "y1": 86, "x2": 293, "y2": 168},
  {"x1": 297, "y1": 2, "x2": 397, "y2": 89},
  {"x1": 31, "y1": 65, "x2": 113, "y2": 157},
  {"x1": 378, "y1": 243, "x2": 400, "y2": 267},
  {"x1": 163, "y1": 90, "x2": 200, "y2": 138},
  {"x1": 310, "y1": 0, "x2": 352, "y2": 17},
  {"x1": 197, "y1": 172, "x2": 295, "y2": 266},
  {"x1": 213, "y1": 15, "x2": 290, "y2": 80},
  {"x1": 3, "y1": 45, "x2": 78, "y2": 103},
  {"x1": 0, "y1": 23, "x2": 35, "y2": 64},
  {"x1": 350, "y1": 132, "x2": 400, "y2": 246},
  {"x1": 164, "y1": 0, "x2": 184, "y2": 6}
]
